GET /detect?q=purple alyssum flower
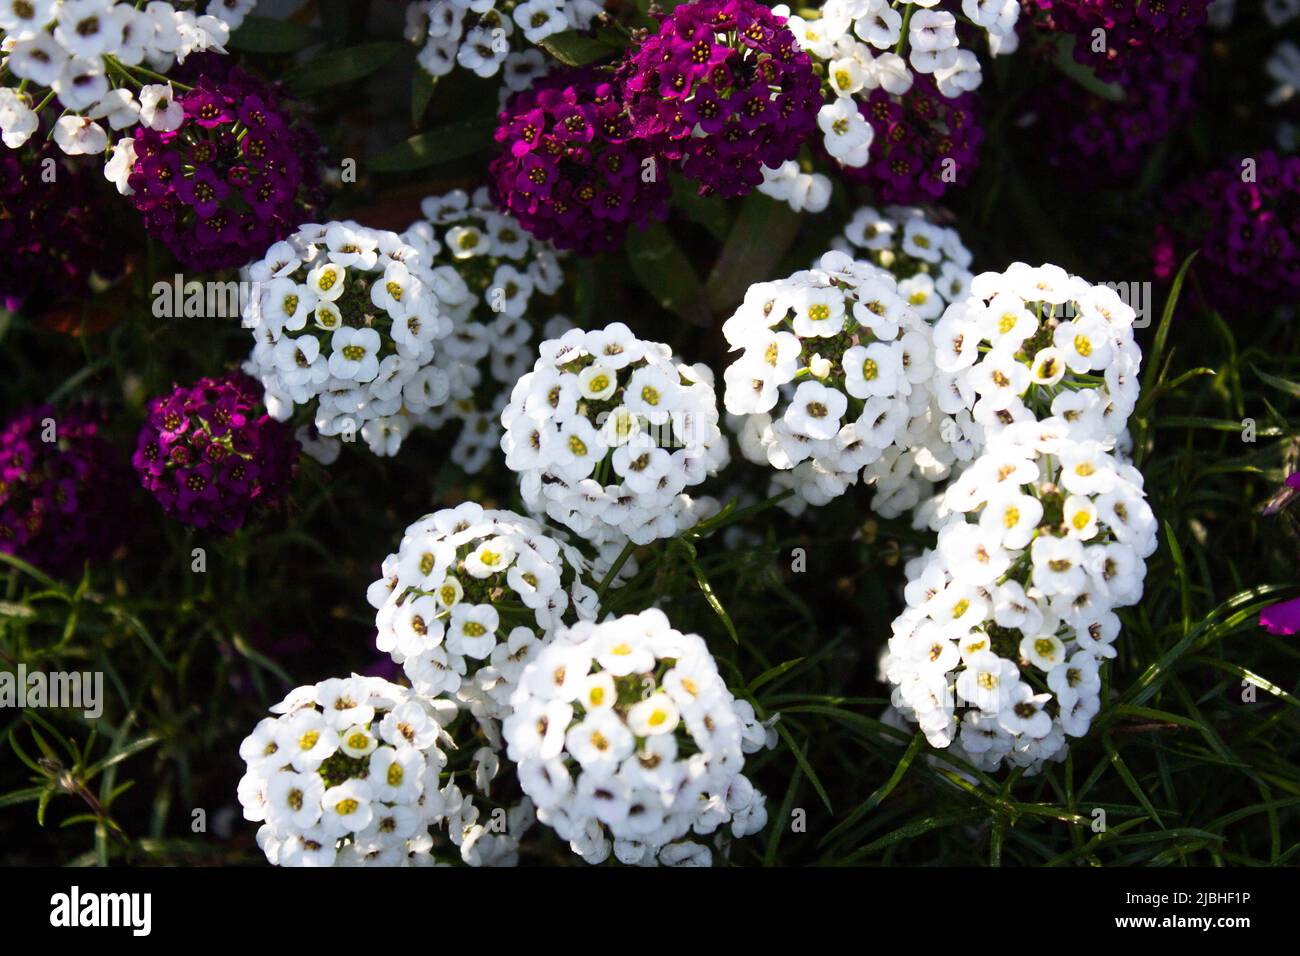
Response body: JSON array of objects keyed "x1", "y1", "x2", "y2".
[
  {"x1": 619, "y1": 0, "x2": 822, "y2": 198},
  {"x1": 1034, "y1": 51, "x2": 1198, "y2": 183},
  {"x1": 839, "y1": 74, "x2": 983, "y2": 203},
  {"x1": 0, "y1": 143, "x2": 127, "y2": 312},
  {"x1": 132, "y1": 372, "x2": 299, "y2": 534},
  {"x1": 125, "y1": 56, "x2": 324, "y2": 272},
  {"x1": 489, "y1": 65, "x2": 671, "y2": 255},
  {"x1": 1024, "y1": 0, "x2": 1211, "y2": 83},
  {"x1": 0, "y1": 404, "x2": 133, "y2": 577},
  {"x1": 1154, "y1": 150, "x2": 1300, "y2": 312}
]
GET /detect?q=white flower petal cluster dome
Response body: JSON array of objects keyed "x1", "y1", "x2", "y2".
[
  {"x1": 503, "y1": 609, "x2": 771, "y2": 866},
  {"x1": 834, "y1": 205, "x2": 975, "y2": 316},
  {"x1": 0, "y1": 0, "x2": 249, "y2": 154},
  {"x1": 723, "y1": 250, "x2": 934, "y2": 509},
  {"x1": 883, "y1": 421, "x2": 1157, "y2": 773},
  {"x1": 367, "y1": 503, "x2": 600, "y2": 719},
  {"x1": 500, "y1": 322, "x2": 730, "y2": 545},
  {"x1": 242, "y1": 220, "x2": 454, "y2": 457},
  {"x1": 405, "y1": 0, "x2": 602, "y2": 91},
  {"x1": 931, "y1": 261, "x2": 1143, "y2": 460},
  {"x1": 237, "y1": 674, "x2": 489, "y2": 867},
  {"x1": 402, "y1": 187, "x2": 568, "y2": 474}
]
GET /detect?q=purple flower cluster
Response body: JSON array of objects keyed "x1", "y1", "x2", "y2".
[
  {"x1": 620, "y1": 0, "x2": 822, "y2": 198},
  {"x1": 489, "y1": 67, "x2": 671, "y2": 256},
  {"x1": 1037, "y1": 52, "x2": 1198, "y2": 182},
  {"x1": 1154, "y1": 151, "x2": 1300, "y2": 312},
  {"x1": 0, "y1": 405, "x2": 132, "y2": 577},
  {"x1": 1025, "y1": 0, "x2": 1210, "y2": 82},
  {"x1": 0, "y1": 144, "x2": 127, "y2": 313},
  {"x1": 132, "y1": 373, "x2": 299, "y2": 535},
  {"x1": 127, "y1": 58, "x2": 323, "y2": 272},
  {"x1": 840, "y1": 75, "x2": 982, "y2": 203}
]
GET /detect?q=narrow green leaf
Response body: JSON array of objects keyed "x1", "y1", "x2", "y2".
[
  {"x1": 285, "y1": 42, "x2": 404, "y2": 95},
  {"x1": 705, "y1": 192, "x2": 800, "y2": 315},
  {"x1": 774, "y1": 720, "x2": 833, "y2": 814},
  {"x1": 1052, "y1": 36, "x2": 1125, "y2": 102},
  {"x1": 227, "y1": 16, "x2": 318, "y2": 54},
  {"x1": 625, "y1": 222, "x2": 711, "y2": 328},
  {"x1": 369, "y1": 117, "x2": 497, "y2": 172},
  {"x1": 538, "y1": 29, "x2": 624, "y2": 66}
]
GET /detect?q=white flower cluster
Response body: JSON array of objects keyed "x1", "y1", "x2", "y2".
[
  {"x1": 366, "y1": 503, "x2": 600, "y2": 719},
  {"x1": 0, "y1": 0, "x2": 250, "y2": 154},
  {"x1": 238, "y1": 674, "x2": 523, "y2": 867},
  {"x1": 402, "y1": 188, "x2": 567, "y2": 473},
  {"x1": 830, "y1": 205, "x2": 976, "y2": 518},
  {"x1": 767, "y1": 0, "x2": 1017, "y2": 180},
  {"x1": 834, "y1": 205, "x2": 974, "y2": 316},
  {"x1": 242, "y1": 221, "x2": 454, "y2": 457},
  {"x1": 500, "y1": 322, "x2": 730, "y2": 546},
  {"x1": 404, "y1": 0, "x2": 602, "y2": 93},
  {"x1": 757, "y1": 161, "x2": 833, "y2": 215},
  {"x1": 503, "y1": 609, "x2": 771, "y2": 865},
  {"x1": 883, "y1": 420, "x2": 1157, "y2": 773},
  {"x1": 722, "y1": 250, "x2": 934, "y2": 509},
  {"x1": 930, "y1": 262, "x2": 1142, "y2": 462}
]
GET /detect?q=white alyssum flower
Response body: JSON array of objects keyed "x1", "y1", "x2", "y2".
[
  {"x1": 882, "y1": 424, "x2": 1157, "y2": 773},
  {"x1": 929, "y1": 262, "x2": 1144, "y2": 458},
  {"x1": 722, "y1": 250, "x2": 934, "y2": 508},
  {"x1": 238, "y1": 674, "x2": 470, "y2": 867},
  {"x1": 406, "y1": 0, "x2": 601, "y2": 83},
  {"x1": 366, "y1": 504, "x2": 600, "y2": 719},
  {"x1": 504, "y1": 609, "x2": 772, "y2": 865},
  {"x1": 0, "y1": 0, "x2": 241, "y2": 155},
  {"x1": 768, "y1": 0, "x2": 1018, "y2": 177},
  {"x1": 402, "y1": 187, "x2": 567, "y2": 473},
  {"x1": 500, "y1": 323, "x2": 730, "y2": 546},
  {"x1": 242, "y1": 220, "x2": 453, "y2": 457},
  {"x1": 756, "y1": 160, "x2": 833, "y2": 214}
]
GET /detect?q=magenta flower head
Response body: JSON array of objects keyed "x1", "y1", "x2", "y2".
[
  {"x1": 132, "y1": 372, "x2": 299, "y2": 535},
  {"x1": 1024, "y1": 0, "x2": 1210, "y2": 83},
  {"x1": 619, "y1": 0, "x2": 821, "y2": 198},
  {"x1": 0, "y1": 143, "x2": 127, "y2": 313},
  {"x1": 125, "y1": 56, "x2": 325, "y2": 272},
  {"x1": 1035, "y1": 51, "x2": 1198, "y2": 183},
  {"x1": 839, "y1": 74, "x2": 982, "y2": 204},
  {"x1": 489, "y1": 65, "x2": 671, "y2": 255},
  {"x1": 0, "y1": 405, "x2": 133, "y2": 577},
  {"x1": 1154, "y1": 151, "x2": 1300, "y2": 312}
]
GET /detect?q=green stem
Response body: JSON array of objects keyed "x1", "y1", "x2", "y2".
[{"x1": 595, "y1": 539, "x2": 638, "y2": 600}]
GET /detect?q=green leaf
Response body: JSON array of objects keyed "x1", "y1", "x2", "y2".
[
  {"x1": 705, "y1": 192, "x2": 801, "y2": 315},
  {"x1": 227, "y1": 16, "x2": 319, "y2": 54},
  {"x1": 841, "y1": 810, "x2": 984, "y2": 862},
  {"x1": 674, "y1": 539, "x2": 739, "y2": 643},
  {"x1": 624, "y1": 222, "x2": 711, "y2": 328},
  {"x1": 1052, "y1": 35, "x2": 1124, "y2": 102},
  {"x1": 538, "y1": 29, "x2": 625, "y2": 66},
  {"x1": 818, "y1": 732, "x2": 924, "y2": 850},
  {"x1": 84, "y1": 734, "x2": 163, "y2": 780},
  {"x1": 747, "y1": 658, "x2": 806, "y2": 695},
  {"x1": 774, "y1": 720, "x2": 833, "y2": 814},
  {"x1": 411, "y1": 71, "x2": 439, "y2": 126},
  {"x1": 1141, "y1": 250, "x2": 1198, "y2": 397},
  {"x1": 0, "y1": 786, "x2": 47, "y2": 808},
  {"x1": 1251, "y1": 363, "x2": 1300, "y2": 400},
  {"x1": 369, "y1": 117, "x2": 497, "y2": 172},
  {"x1": 284, "y1": 42, "x2": 405, "y2": 96}
]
